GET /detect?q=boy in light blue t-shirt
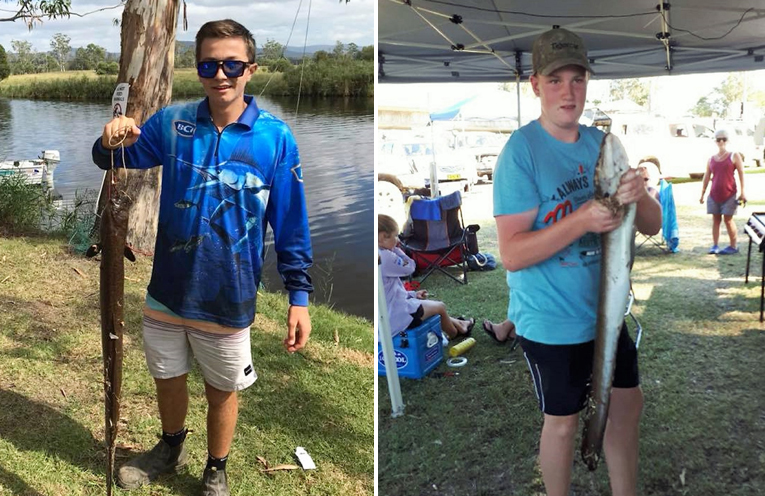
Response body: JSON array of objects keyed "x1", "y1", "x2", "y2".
[{"x1": 493, "y1": 27, "x2": 661, "y2": 496}]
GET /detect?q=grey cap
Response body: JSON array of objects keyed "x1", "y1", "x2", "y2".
[
  {"x1": 714, "y1": 128, "x2": 729, "y2": 139},
  {"x1": 532, "y1": 27, "x2": 593, "y2": 76}
]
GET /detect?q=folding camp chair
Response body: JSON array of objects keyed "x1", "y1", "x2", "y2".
[
  {"x1": 636, "y1": 223, "x2": 668, "y2": 253},
  {"x1": 399, "y1": 190, "x2": 469, "y2": 285}
]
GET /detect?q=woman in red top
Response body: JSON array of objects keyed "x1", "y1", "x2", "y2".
[{"x1": 699, "y1": 129, "x2": 747, "y2": 255}]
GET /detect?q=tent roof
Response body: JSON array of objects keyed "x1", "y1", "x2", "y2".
[{"x1": 378, "y1": 1, "x2": 765, "y2": 83}]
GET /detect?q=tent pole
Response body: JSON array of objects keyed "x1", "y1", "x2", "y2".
[
  {"x1": 429, "y1": 121, "x2": 439, "y2": 198},
  {"x1": 377, "y1": 266, "x2": 405, "y2": 417},
  {"x1": 427, "y1": 93, "x2": 439, "y2": 198},
  {"x1": 659, "y1": 2, "x2": 673, "y2": 72},
  {"x1": 516, "y1": 73, "x2": 522, "y2": 129},
  {"x1": 515, "y1": 50, "x2": 522, "y2": 129}
]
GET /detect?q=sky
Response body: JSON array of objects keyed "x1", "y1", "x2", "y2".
[
  {"x1": 377, "y1": 70, "x2": 765, "y2": 122},
  {"x1": 0, "y1": 0, "x2": 374, "y2": 53}
]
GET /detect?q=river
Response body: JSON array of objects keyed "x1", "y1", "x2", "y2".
[{"x1": 0, "y1": 96, "x2": 373, "y2": 320}]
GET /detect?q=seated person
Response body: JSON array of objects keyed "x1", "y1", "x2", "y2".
[{"x1": 378, "y1": 214, "x2": 474, "y2": 340}]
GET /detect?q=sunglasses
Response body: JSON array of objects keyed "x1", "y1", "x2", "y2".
[
  {"x1": 716, "y1": 137, "x2": 727, "y2": 142},
  {"x1": 197, "y1": 60, "x2": 251, "y2": 79}
]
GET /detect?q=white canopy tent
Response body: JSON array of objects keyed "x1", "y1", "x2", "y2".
[{"x1": 378, "y1": 0, "x2": 765, "y2": 83}]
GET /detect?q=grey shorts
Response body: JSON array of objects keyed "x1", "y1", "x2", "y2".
[
  {"x1": 707, "y1": 194, "x2": 738, "y2": 216},
  {"x1": 142, "y1": 315, "x2": 257, "y2": 392}
]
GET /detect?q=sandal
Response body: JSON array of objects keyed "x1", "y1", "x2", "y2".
[
  {"x1": 483, "y1": 320, "x2": 520, "y2": 352},
  {"x1": 482, "y1": 320, "x2": 508, "y2": 345},
  {"x1": 454, "y1": 316, "x2": 475, "y2": 339}
]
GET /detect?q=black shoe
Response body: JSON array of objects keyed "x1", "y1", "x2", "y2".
[
  {"x1": 116, "y1": 439, "x2": 188, "y2": 489},
  {"x1": 201, "y1": 466, "x2": 230, "y2": 496}
]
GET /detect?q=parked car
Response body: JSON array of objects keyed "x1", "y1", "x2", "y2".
[
  {"x1": 756, "y1": 117, "x2": 765, "y2": 168},
  {"x1": 581, "y1": 107, "x2": 613, "y2": 132},
  {"x1": 417, "y1": 144, "x2": 478, "y2": 191},
  {"x1": 377, "y1": 141, "x2": 426, "y2": 190},
  {"x1": 455, "y1": 132, "x2": 508, "y2": 182},
  {"x1": 609, "y1": 115, "x2": 716, "y2": 178},
  {"x1": 717, "y1": 120, "x2": 761, "y2": 168},
  {"x1": 377, "y1": 140, "x2": 478, "y2": 192}
]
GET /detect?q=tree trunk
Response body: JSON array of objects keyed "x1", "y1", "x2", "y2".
[{"x1": 99, "y1": 0, "x2": 179, "y2": 253}]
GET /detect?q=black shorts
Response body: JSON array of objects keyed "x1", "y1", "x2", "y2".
[
  {"x1": 406, "y1": 305, "x2": 424, "y2": 329},
  {"x1": 519, "y1": 323, "x2": 640, "y2": 416}
]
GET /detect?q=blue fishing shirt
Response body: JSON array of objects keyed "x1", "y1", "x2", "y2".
[
  {"x1": 92, "y1": 95, "x2": 313, "y2": 328},
  {"x1": 493, "y1": 121, "x2": 604, "y2": 345}
]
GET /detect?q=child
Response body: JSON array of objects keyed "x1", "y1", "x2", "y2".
[
  {"x1": 493, "y1": 27, "x2": 660, "y2": 496},
  {"x1": 378, "y1": 214, "x2": 474, "y2": 339}
]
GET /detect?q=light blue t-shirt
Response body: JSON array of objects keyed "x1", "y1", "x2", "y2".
[{"x1": 493, "y1": 120, "x2": 605, "y2": 345}]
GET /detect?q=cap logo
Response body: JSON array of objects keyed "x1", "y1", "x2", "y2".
[{"x1": 552, "y1": 42, "x2": 579, "y2": 50}]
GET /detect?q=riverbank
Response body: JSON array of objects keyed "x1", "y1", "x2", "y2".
[
  {"x1": 0, "y1": 234, "x2": 373, "y2": 495},
  {"x1": 0, "y1": 61, "x2": 374, "y2": 100}
]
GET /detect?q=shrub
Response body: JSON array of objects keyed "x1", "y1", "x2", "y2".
[{"x1": 95, "y1": 61, "x2": 119, "y2": 75}]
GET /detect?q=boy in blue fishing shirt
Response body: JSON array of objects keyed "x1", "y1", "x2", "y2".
[{"x1": 92, "y1": 19, "x2": 312, "y2": 496}]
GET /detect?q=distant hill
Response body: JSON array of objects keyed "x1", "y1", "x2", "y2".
[
  {"x1": 15, "y1": 42, "x2": 358, "y2": 60},
  {"x1": 11, "y1": 40, "x2": 364, "y2": 60}
]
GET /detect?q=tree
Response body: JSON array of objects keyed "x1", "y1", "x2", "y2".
[
  {"x1": 102, "y1": 0, "x2": 181, "y2": 251},
  {"x1": 49, "y1": 33, "x2": 70, "y2": 71},
  {"x1": 359, "y1": 45, "x2": 373, "y2": 61},
  {"x1": 95, "y1": 60, "x2": 119, "y2": 75},
  {"x1": 10, "y1": 39, "x2": 34, "y2": 74},
  {"x1": 260, "y1": 38, "x2": 283, "y2": 62},
  {"x1": 690, "y1": 96, "x2": 721, "y2": 117},
  {"x1": 346, "y1": 42, "x2": 359, "y2": 60},
  {"x1": 608, "y1": 78, "x2": 649, "y2": 107},
  {"x1": 70, "y1": 43, "x2": 107, "y2": 70},
  {"x1": 332, "y1": 41, "x2": 345, "y2": 59},
  {"x1": 0, "y1": 0, "x2": 71, "y2": 26},
  {"x1": 751, "y1": 89, "x2": 765, "y2": 111},
  {"x1": 714, "y1": 73, "x2": 744, "y2": 118},
  {"x1": 174, "y1": 43, "x2": 195, "y2": 69},
  {"x1": 31, "y1": 52, "x2": 56, "y2": 72},
  {"x1": 691, "y1": 93, "x2": 727, "y2": 117},
  {"x1": 269, "y1": 58, "x2": 292, "y2": 72},
  {"x1": 0, "y1": 44, "x2": 10, "y2": 81},
  {"x1": 313, "y1": 50, "x2": 330, "y2": 62}
]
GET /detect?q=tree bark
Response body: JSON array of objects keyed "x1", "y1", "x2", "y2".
[{"x1": 99, "y1": 0, "x2": 179, "y2": 253}]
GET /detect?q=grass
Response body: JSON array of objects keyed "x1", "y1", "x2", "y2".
[
  {"x1": 378, "y1": 180, "x2": 765, "y2": 496},
  {"x1": 0, "y1": 234, "x2": 373, "y2": 496}
]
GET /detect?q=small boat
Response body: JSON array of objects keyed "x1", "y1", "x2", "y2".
[{"x1": 0, "y1": 150, "x2": 60, "y2": 190}]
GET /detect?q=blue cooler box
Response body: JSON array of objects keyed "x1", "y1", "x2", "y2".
[{"x1": 378, "y1": 315, "x2": 443, "y2": 379}]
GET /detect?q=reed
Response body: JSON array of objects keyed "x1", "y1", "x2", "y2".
[
  {"x1": 0, "y1": 62, "x2": 373, "y2": 100},
  {"x1": 0, "y1": 174, "x2": 53, "y2": 234}
]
